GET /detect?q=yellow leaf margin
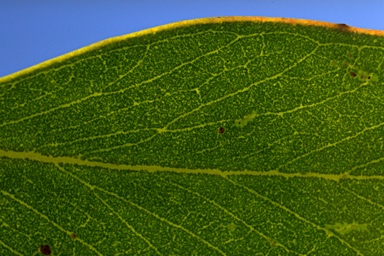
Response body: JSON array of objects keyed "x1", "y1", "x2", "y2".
[{"x1": 1, "y1": 16, "x2": 383, "y2": 83}]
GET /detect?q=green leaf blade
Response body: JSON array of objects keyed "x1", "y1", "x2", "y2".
[{"x1": 1, "y1": 17, "x2": 384, "y2": 255}]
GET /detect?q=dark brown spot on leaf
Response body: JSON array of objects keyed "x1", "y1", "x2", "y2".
[
  {"x1": 40, "y1": 245, "x2": 51, "y2": 255},
  {"x1": 71, "y1": 233, "x2": 77, "y2": 239},
  {"x1": 350, "y1": 72, "x2": 357, "y2": 77},
  {"x1": 219, "y1": 127, "x2": 225, "y2": 134}
]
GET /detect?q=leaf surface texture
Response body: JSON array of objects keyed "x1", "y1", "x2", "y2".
[{"x1": 1, "y1": 18, "x2": 384, "y2": 255}]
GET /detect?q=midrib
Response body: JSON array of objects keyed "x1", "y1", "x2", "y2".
[{"x1": 0, "y1": 149, "x2": 383, "y2": 181}]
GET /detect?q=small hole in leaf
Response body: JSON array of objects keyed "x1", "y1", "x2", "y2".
[
  {"x1": 219, "y1": 127, "x2": 225, "y2": 134},
  {"x1": 40, "y1": 245, "x2": 51, "y2": 255}
]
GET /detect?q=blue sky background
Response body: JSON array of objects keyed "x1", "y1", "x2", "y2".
[{"x1": 1, "y1": 0, "x2": 383, "y2": 77}]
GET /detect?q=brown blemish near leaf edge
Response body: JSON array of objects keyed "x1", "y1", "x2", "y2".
[
  {"x1": 209, "y1": 17, "x2": 384, "y2": 36},
  {"x1": 1, "y1": 16, "x2": 383, "y2": 84}
]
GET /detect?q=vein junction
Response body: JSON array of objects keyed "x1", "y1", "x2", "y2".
[{"x1": 0, "y1": 149, "x2": 382, "y2": 181}]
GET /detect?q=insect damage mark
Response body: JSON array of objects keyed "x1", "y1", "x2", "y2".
[
  {"x1": 235, "y1": 110, "x2": 258, "y2": 127},
  {"x1": 325, "y1": 221, "x2": 368, "y2": 235},
  {"x1": 349, "y1": 69, "x2": 376, "y2": 81},
  {"x1": 330, "y1": 57, "x2": 378, "y2": 81}
]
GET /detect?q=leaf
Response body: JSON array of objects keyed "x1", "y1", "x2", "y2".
[{"x1": 1, "y1": 17, "x2": 384, "y2": 255}]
